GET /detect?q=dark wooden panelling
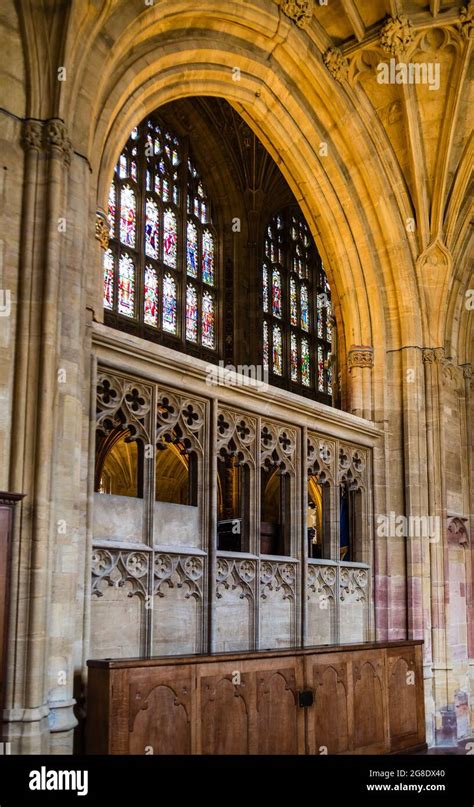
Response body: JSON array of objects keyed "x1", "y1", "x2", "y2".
[{"x1": 86, "y1": 641, "x2": 425, "y2": 755}]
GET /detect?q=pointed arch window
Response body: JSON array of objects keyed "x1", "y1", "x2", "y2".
[
  {"x1": 103, "y1": 115, "x2": 218, "y2": 355},
  {"x1": 262, "y1": 208, "x2": 334, "y2": 404}
]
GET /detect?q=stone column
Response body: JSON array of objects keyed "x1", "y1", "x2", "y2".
[{"x1": 4, "y1": 119, "x2": 73, "y2": 753}]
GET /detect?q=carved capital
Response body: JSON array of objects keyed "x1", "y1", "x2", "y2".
[
  {"x1": 22, "y1": 120, "x2": 43, "y2": 152},
  {"x1": 463, "y1": 364, "x2": 472, "y2": 380},
  {"x1": 95, "y1": 209, "x2": 110, "y2": 250},
  {"x1": 280, "y1": 0, "x2": 314, "y2": 29},
  {"x1": 347, "y1": 346, "x2": 373, "y2": 371},
  {"x1": 323, "y1": 48, "x2": 349, "y2": 82},
  {"x1": 447, "y1": 515, "x2": 469, "y2": 546},
  {"x1": 45, "y1": 119, "x2": 72, "y2": 164},
  {"x1": 458, "y1": 2, "x2": 474, "y2": 39},
  {"x1": 422, "y1": 347, "x2": 444, "y2": 364},
  {"x1": 379, "y1": 15, "x2": 415, "y2": 56}
]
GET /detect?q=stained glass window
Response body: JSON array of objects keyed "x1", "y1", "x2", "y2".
[
  {"x1": 262, "y1": 207, "x2": 334, "y2": 402},
  {"x1": 120, "y1": 186, "x2": 136, "y2": 247},
  {"x1": 301, "y1": 338, "x2": 310, "y2": 387},
  {"x1": 162, "y1": 273, "x2": 177, "y2": 334},
  {"x1": 202, "y1": 230, "x2": 214, "y2": 285},
  {"x1": 290, "y1": 277, "x2": 297, "y2": 326},
  {"x1": 272, "y1": 269, "x2": 282, "y2": 318},
  {"x1": 103, "y1": 249, "x2": 114, "y2": 310},
  {"x1": 290, "y1": 333, "x2": 298, "y2": 381},
  {"x1": 300, "y1": 285, "x2": 309, "y2": 331},
  {"x1": 263, "y1": 321, "x2": 269, "y2": 369},
  {"x1": 108, "y1": 185, "x2": 116, "y2": 237},
  {"x1": 186, "y1": 285, "x2": 198, "y2": 342},
  {"x1": 272, "y1": 325, "x2": 283, "y2": 376},
  {"x1": 104, "y1": 112, "x2": 219, "y2": 353},
  {"x1": 144, "y1": 265, "x2": 158, "y2": 326},
  {"x1": 163, "y1": 209, "x2": 177, "y2": 268},
  {"x1": 263, "y1": 266, "x2": 269, "y2": 313},
  {"x1": 187, "y1": 221, "x2": 198, "y2": 277},
  {"x1": 145, "y1": 198, "x2": 159, "y2": 260},
  {"x1": 202, "y1": 292, "x2": 215, "y2": 348},
  {"x1": 118, "y1": 254, "x2": 135, "y2": 317},
  {"x1": 317, "y1": 345, "x2": 324, "y2": 392}
]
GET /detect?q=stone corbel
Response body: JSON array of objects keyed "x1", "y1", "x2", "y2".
[
  {"x1": 279, "y1": 0, "x2": 314, "y2": 29},
  {"x1": 447, "y1": 515, "x2": 469, "y2": 546},
  {"x1": 95, "y1": 209, "x2": 110, "y2": 250},
  {"x1": 457, "y1": 2, "x2": 474, "y2": 39},
  {"x1": 379, "y1": 14, "x2": 415, "y2": 56},
  {"x1": 347, "y1": 345, "x2": 374, "y2": 372}
]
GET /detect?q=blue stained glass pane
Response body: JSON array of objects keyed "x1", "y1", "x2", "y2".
[
  {"x1": 202, "y1": 230, "x2": 214, "y2": 285},
  {"x1": 162, "y1": 273, "x2": 177, "y2": 334},
  {"x1": 145, "y1": 198, "x2": 159, "y2": 260},
  {"x1": 187, "y1": 221, "x2": 198, "y2": 277}
]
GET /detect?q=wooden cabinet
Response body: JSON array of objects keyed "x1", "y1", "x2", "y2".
[
  {"x1": 0, "y1": 492, "x2": 23, "y2": 733},
  {"x1": 86, "y1": 641, "x2": 425, "y2": 755}
]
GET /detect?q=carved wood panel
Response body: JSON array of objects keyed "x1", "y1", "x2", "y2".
[
  {"x1": 200, "y1": 673, "x2": 253, "y2": 755},
  {"x1": 256, "y1": 668, "x2": 300, "y2": 754},
  {"x1": 387, "y1": 644, "x2": 425, "y2": 752},
  {"x1": 305, "y1": 654, "x2": 351, "y2": 755},
  {"x1": 352, "y1": 651, "x2": 388, "y2": 753}
]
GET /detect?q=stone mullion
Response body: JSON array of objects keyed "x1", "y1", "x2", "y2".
[
  {"x1": 301, "y1": 425, "x2": 308, "y2": 646},
  {"x1": 207, "y1": 397, "x2": 218, "y2": 652},
  {"x1": 146, "y1": 383, "x2": 158, "y2": 657},
  {"x1": 82, "y1": 351, "x2": 98, "y2": 684},
  {"x1": 255, "y1": 414, "x2": 262, "y2": 651}
]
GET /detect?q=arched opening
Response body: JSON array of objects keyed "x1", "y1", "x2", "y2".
[{"x1": 101, "y1": 97, "x2": 337, "y2": 405}]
